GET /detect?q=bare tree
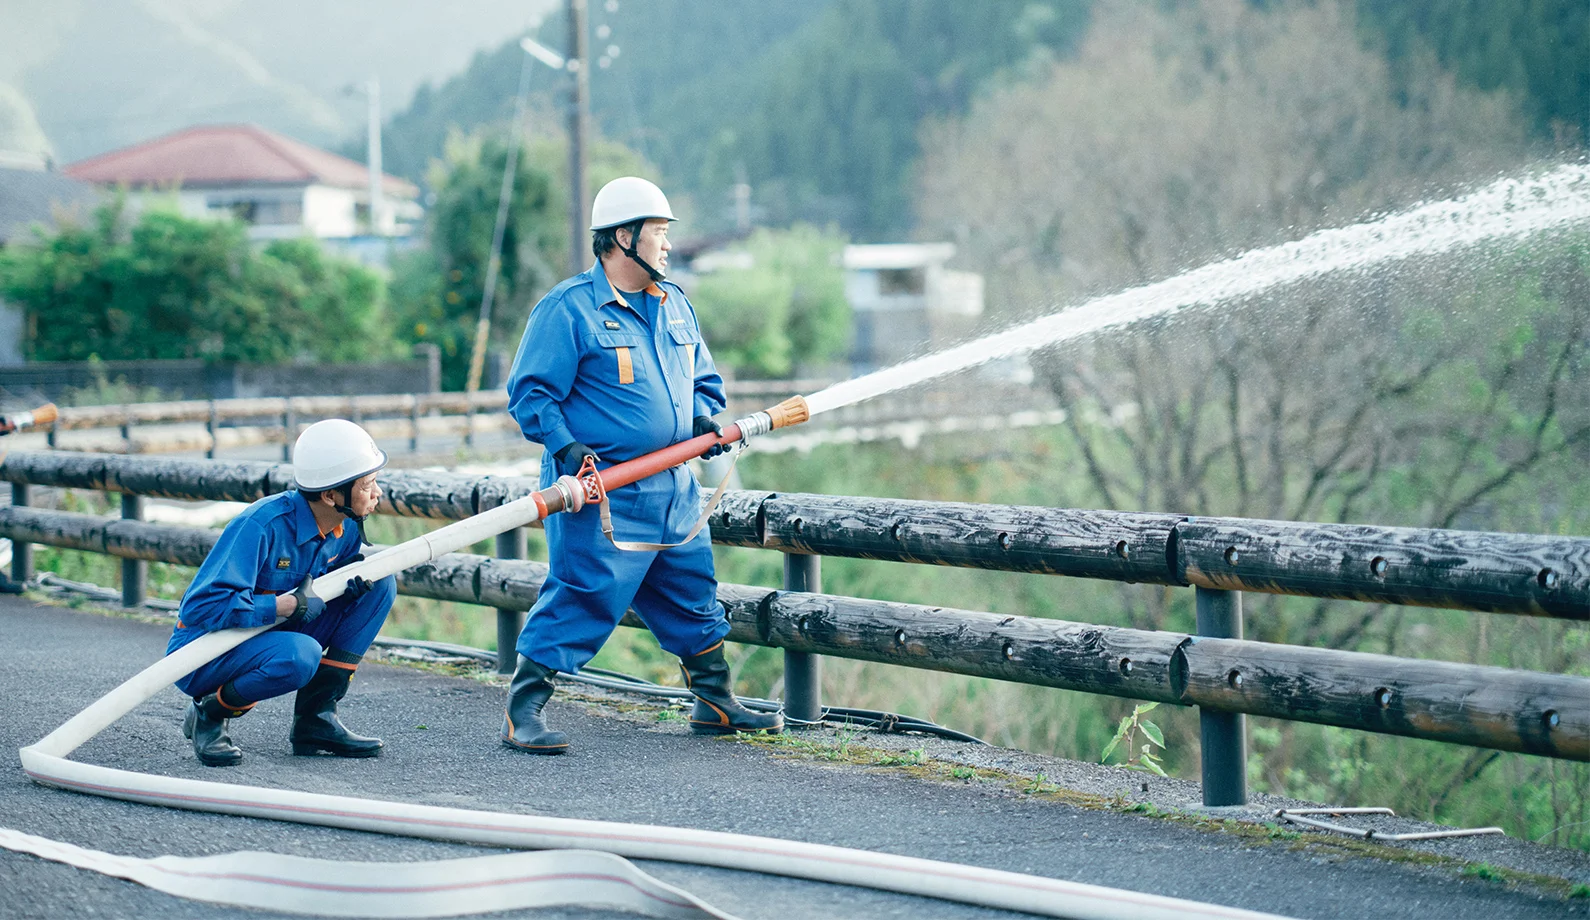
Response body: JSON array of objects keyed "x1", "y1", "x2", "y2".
[{"x1": 914, "y1": 0, "x2": 1588, "y2": 828}]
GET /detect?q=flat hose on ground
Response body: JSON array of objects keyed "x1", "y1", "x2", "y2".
[{"x1": 13, "y1": 631, "x2": 1293, "y2": 920}]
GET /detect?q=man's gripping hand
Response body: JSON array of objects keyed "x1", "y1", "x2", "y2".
[
  {"x1": 554, "y1": 442, "x2": 599, "y2": 476},
  {"x1": 693, "y1": 415, "x2": 725, "y2": 459},
  {"x1": 283, "y1": 573, "x2": 327, "y2": 628}
]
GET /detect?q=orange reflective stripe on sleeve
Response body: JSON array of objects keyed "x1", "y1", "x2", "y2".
[
  {"x1": 319, "y1": 658, "x2": 358, "y2": 671},
  {"x1": 615, "y1": 346, "x2": 634, "y2": 384}
]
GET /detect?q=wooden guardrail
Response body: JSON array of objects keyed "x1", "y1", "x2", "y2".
[
  {"x1": 7, "y1": 453, "x2": 1581, "y2": 620},
  {"x1": 19, "y1": 381, "x2": 1058, "y2": 458},
  {"x1": 1, "y1": 452, "x2": 1584, "y2": 803}
]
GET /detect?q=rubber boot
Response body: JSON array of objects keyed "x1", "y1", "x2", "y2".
[
  {"x1": 291, "y1": 664, "x2": 382, "y2": 757},
  {"x1": 679, "y1": 643, "x2": 783, "y2": 735},
  {"x1": 501, "y1": 657, "x2": 569, "y2": 754},
  {"x1": 183, "y1": 686, "x2": 251, "y2": 767}
]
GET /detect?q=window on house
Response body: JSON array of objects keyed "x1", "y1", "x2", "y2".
[
  {"x1": 877, "y1": 267, "x2": 926, "y2": 296},
  {"x1": 208, "y1": 197, "x2": 302, "y2": 226},
  {"x1": 255, "y1": 199, "x2": 303, "y2": 225}
]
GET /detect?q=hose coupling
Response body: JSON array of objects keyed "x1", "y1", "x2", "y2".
[
  {"x1": 734, "y1": 411, "x2": 774, "y2": 442},
  {"x1": 733, "y1": 396, "x2": 811, "y2": 443},
  {"x1": 550, "y1": 474, "x2": 586, "y2": 514}
]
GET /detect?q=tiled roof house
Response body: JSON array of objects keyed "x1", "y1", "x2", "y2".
[{"x1": 65, "y1": 124, "x2": 420, "y2": 241}]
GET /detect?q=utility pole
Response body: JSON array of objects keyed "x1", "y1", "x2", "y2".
[
  {"x1": 464, "y1": 52, "x2": 535, "y2": 397},
  {"x1": 365, "y1": 77, "x2": 383, "y2": 236},
  {"x1": 567, "y1": 0, "x2": 589, "y2": 276}
]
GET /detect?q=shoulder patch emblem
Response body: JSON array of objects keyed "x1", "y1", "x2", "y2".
[
  {"x1": 603, "y1": 320, "x2": 621, "y2": 330},
  {"x1": 276, "y1": 557, "x2": 292, "y2": 569}
]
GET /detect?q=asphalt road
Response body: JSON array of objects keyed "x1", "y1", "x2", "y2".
[{"x1": 1, "y1": 596, "x2": 1584, "y2": 920}]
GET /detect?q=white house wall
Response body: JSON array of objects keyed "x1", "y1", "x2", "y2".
[{"x1": 303, "y1": 184, "x2": 357, "y2": 238}]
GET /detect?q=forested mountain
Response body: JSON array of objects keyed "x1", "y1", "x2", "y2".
[
  {"x1": 371, "y1": 1, "x2": 1093, "y2": 239},
  {"x1": 0, "y1": 0, "x2": 557, "y2": 164},
  {"x1": 374, "y1": 0, "x2": 1584, "y2": 242},
  {"x1": 1357, "y1": 0, "x2": 1588, "y2": 143}
]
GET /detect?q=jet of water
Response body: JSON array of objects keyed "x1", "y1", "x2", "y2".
[{"x1": 804, "y1": 163, "x2": 1590, "y2": 417}]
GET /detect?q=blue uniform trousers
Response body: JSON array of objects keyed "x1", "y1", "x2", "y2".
[
  {"x1": 176, "y1": 575, "x2": 395, "y2": 703},
  {"x1": 517, "y1": 465, "x2": 727, "y2": 674}
]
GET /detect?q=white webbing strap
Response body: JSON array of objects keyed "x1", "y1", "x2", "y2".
[{"x1": 599, "y1": 444, "x2": 745, "y2": 552}]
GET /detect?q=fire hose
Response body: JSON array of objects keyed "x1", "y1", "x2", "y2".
[{"x1": 10, "y1": 396, "x2": 1294, "y2": 920}]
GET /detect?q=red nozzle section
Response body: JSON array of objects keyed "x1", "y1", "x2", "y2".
[{"x1": 540, "y1": 396, "x2": 813, "y2": 516}]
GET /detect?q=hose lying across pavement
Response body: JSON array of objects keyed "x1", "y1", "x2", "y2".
[
  {"x1": 8, "y1": 403, "x2": 1296, "y2": 918},
  {"x1": 9, "y1": 610, "x2": 1298, "y2": 920}
]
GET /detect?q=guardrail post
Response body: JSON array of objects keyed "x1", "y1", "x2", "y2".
[
  {"x1": 495, "y1": 527, "x2": 526, "y2": 674},
  {"x1": 1196, "y1": 586, "x2": 1247, "y2": 807},
  {"x1": 281, "y1": 407, "x2": 295, "y2": 462},
  {"x1": 121, "y1": 494, "x2": 147, "y2": 607},
  {"x1": 10, "y1": 484, "x2": 31, "y2": 583},
  {"x1": 46, "y1": 419, "x2": 56, "y2": 449},
  {"x1": 205, "y1": 400, "x2": 218, "y2": 460},
  {"x1": 783, "y1": 553, "x2": 822, "y2": 727},
  {"x1": 465, "y1": 394, "x2": 477, "y2": 450},
  {"x1": 409, "y1": 398, "x2": 421, "y2": 454},
  {"x1": 119, "y1": 410, "x2": 132, "y2": 451}
]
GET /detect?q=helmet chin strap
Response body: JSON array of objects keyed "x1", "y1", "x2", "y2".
[
  {"x1": 332, "y1": 486, "x2": 374, "y2": 544},
  {"x1": 619, "y1": 221, "x2": 666, "y2": 282}
]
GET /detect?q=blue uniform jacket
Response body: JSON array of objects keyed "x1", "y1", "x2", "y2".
[
  {"x1": 166, "y1": 491, "x2": 364, "y2": 654},
  {"x1": 507, "y1": 260, "x2": 726, "y2": 543}
]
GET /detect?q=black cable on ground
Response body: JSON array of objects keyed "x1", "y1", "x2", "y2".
[{"x1": 34, "y1": 575, "x2": 987, "y2": 745}]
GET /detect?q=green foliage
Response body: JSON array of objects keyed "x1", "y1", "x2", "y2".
[
  {"x1": 691, "y1": 225, "x2": 850, "y2": 377},
  {"x1": 873, "y1": 747, "x2": 928, "y2": 767},
  {"x1": 637, "y1": 0, "x2": 1093, "y2": 236},
  {"x1": 259, "y1": 237, "x2": 392, "y2": 363},
  {"x1": 694, "y1": 270, "x2": 793, "y2": 377},
  {"x1": 61, "y1": 356, "x2": 165, "y2": 407},
  {"x1": 375, "y1": 2, "x2": 1090, "y2": 239},
  {"x1": 386, "y1": 125, "x2": 650, "y2": 390},
  {"x1": 0, "y1": 198, "x2": 390, "y2": 364},
  {"x1": 373, "y1": 1, "x2": 1584, "y2": 240},
  {"x1": 1101, "y1": 701, "x2": 1167, "y2": 777},
  {"x1": 1460, "y1": 863, "x2": 1503, "y2": 883},
  {"x1": 1357, "y1": 0, "x2": 1589, "y2": 143}
]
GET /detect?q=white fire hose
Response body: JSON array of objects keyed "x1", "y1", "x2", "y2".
[{"x1": 10, "y1": 493, "x2": 1296, "y2": 920}]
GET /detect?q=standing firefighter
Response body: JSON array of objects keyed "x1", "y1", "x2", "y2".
[
  {"x1": 168, "y1": 419, "x2": 396, "y2": 766},
  {"x1": 502, "y1": 176, "x2": 781, "y2": 753}
]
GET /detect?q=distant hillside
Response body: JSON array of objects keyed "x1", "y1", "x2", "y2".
[
  {"x1": 1, "y1": 0, "x2": 556, "y2": 164},
  {"x1": 373, "y1": 1, "x2": 833, "y2": 219},
  {"x1": 373, "y1": 0, "x2": 1094, "y2": 240}
]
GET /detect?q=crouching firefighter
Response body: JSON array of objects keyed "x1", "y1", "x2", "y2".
[
  {"x1": 167, "y1": 419, "x2": 397, "y2": 766},
  {"x1": 501, "y1": 176, "x2": 781, "y2": 754}
]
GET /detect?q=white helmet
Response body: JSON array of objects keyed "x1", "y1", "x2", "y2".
[
  {"x1": 292, "y1": 419, "x2": 387, "y2": 491},
  {"x1": 590, "y1": 176, "x2": 675, "y2": 230}
]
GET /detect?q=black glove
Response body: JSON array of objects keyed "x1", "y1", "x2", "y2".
[
  {"x1": 554, "y1": 441, "x2": 599, "y2": 476},
  {"x1": 693, "y1": 415, "x2": 725, "y2": 459},
  {"x1": 330, "y1": 552, "x2": 365, "y2": 571},
  {"x1": 283, "y1": 573, "x2": 326, "y2": 628},
  {"x1": 343, "y1": 575, "x2": 374, "y2": 600},
  {"x1": 330, "y1": 553, "x2": 371, "y2": 598}
]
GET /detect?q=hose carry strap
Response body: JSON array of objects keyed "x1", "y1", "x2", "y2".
[{"x1": 598, "y1": 443, "x2": 745, "y2": 552}]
